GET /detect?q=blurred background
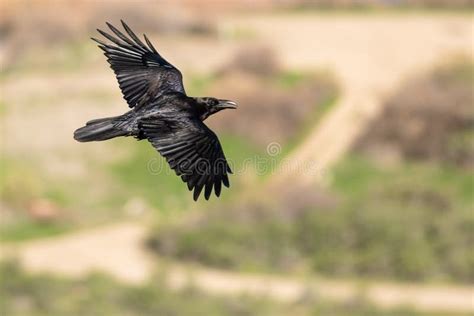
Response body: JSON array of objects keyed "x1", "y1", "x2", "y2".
[{"x1": 1, "y1": 0, "x2": 473, "y2": 315}]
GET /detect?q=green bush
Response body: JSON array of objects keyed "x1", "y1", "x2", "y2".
[
  {"x1": 109, "y1": 134, "x2": 265, "y2": 211},
  {"x1": 148, "y1": 157, "x2": 474, "y2": 283}
]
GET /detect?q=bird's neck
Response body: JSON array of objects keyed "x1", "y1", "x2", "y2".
[{"x1": 192, "y1": 98, "x2": 211, "y2": 121}]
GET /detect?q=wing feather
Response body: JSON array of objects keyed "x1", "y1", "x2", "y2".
[
  {"x1": 139, "y1": 111, "x2": 231, "y2": 201},
  {"x1": 93, "y1": 21, "x2": 185, "y2": 109}
]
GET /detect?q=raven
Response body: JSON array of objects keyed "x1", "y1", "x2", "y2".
[{"x1": 74, "y1": 21, "x2": 237, "y2": 201}]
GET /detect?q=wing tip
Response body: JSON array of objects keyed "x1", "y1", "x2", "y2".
[{"x1": 121, "y1": 19, "x2": 131, "y2": 32}]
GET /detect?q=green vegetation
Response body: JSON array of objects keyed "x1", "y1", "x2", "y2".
[
  {"x1": 221, "y1": 26, "x2": 258, "y2": 40},
  {"x1": 1, "y1": 158, "x2": 42, "y2": 208},
  {"x1": 109, "y1": 140, "x2": 190, "y2": 211},
  {"x1": 322, "y1": 156, "x2": 473, "y2": 282},
  {"x1": 0, "y1": 158, "x2": 70, "y2": 241},
  {"x1": 0, "y1": 261, "x2": 467, "y2": 316},
  {"x1": 184, "y1": 73, "x2": 217, "y2": 96},
  {"x1": 149, "y1": 155, "x2": 473, "y2": 283},
  {"x1": 0, "y1": 153, "x2": 127, "y2": 241},
  {"x1": 0, "y1": 220, "x2": 69, "y2": 242},
  {"x1": 109, "y1": 134, "x2": 265, "y2": 211},
  {"x1": 274, "y1": 70, "x2": 309, "y2": 88},
  {"x1": 0, "y1": 157, "x2": 79, "y2": 211}
]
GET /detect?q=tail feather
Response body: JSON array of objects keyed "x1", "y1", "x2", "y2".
[{"x1": 74, "y1": 116, "x2": 127, "y2": 142}]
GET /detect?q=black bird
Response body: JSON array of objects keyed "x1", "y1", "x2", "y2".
[{"x1": 74, "y1": 21, "x2": 237, "y2": 201}]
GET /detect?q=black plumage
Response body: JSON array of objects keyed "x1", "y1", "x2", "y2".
[{"x1": 74, "y1": 21, "x2": 237, "y2": 201}]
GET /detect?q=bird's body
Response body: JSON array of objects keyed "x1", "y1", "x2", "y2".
[
  {"x1": 76, "y1": 93, "x2": 203, "y2": 140},
  {"x1": 74, "y1": 21, "x2": 236, "y2": 201}
]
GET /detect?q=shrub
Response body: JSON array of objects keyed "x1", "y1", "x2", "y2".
[
  {"x1": 148, "y1": 157, "x2": 474, "y2": 283},
  {"x1": 354, "y1": 59, "x2": 474, "y2": 169}
]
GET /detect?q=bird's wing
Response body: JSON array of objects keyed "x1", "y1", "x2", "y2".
[
  {"x1": 92, "y1": 20, "x2": 185, "y2": 109},
  {"x1": 139, "y1": 112, "x2": 232, "y2": 201}
]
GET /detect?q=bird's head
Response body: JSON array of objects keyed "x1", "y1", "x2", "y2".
[{"x1": 195, "y1": 97, "x2": 237, "y2": 120}]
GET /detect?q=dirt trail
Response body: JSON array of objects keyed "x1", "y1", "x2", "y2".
[
  {"x1": 2, "y1": 222, "x2": 152, "y2": 284},
  {"x1": 2, "y1": 221, "x2": 473, "y2": 313},
  {"x1": 232, "y1": 14, "x2": 474, "y2": 183}
]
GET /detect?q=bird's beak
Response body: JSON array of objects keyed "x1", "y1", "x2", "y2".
[{"x1": 217, "y1": 100, "x2": 237, "y2": 110}]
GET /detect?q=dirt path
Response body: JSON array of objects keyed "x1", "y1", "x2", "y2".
[
  {"x1": 235, "y1": 14, "x2": 474, "y2": 183},
  {"x1": 2, "y1": 222, "x2": 152, "y2": 284},
  {"x1": 2, "y1": 221, "x2": 473, "y2": 313}
]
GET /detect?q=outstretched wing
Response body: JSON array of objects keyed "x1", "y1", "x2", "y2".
[
  {"x1": 93, "y1": 20, "x2": 185, "y2": 109},
  {"x1": 139, "y1": 112, "x2": 232, "y2": 201}
]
